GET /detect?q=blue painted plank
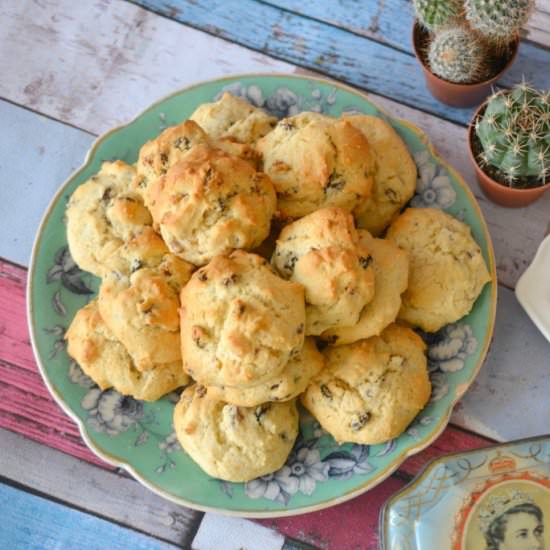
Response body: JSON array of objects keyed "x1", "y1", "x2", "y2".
[
  {"x1": 0, "y1": 100, "x2": 94, "y2": 266},
  {"x1": 0, "y1": 482, "x2": 176, "y2": 550},
  {"x1": 265, "y1": 0, "x2": 550, "y2": 91},
  {"x1": 130, "y1": 0, "x2": 549, "y2": 127}
]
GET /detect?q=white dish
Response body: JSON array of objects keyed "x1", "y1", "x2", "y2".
[{"x1": 516, "y1": 234, "x2": 550, "y2": 344}]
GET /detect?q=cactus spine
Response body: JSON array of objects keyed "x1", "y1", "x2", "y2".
[
  {"x1": 464, "y1": 0, "x2": 535, "y2": 46},
  {"x1": 475, "y1": 83, "x2": 550, "y2": 186},
  {"x1": 413, "y1": 0, "x2": 462, "y2": 31},
  {"x1": 428, "y1": 27, "x2": 486, "y2": 84}
]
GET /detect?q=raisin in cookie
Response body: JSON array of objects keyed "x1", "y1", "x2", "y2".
[
  {"x1": 321, "y1": 230, "x2": 409, "y2": 345},
  {"x1": 386, "y1": 208, "x2": 491, "y2": 332},
  {"x1": 133, "y1": 119, "x2": 209, "y2": 204},
  {"x1": 146, "y1": 144, "x2": 276, "y2": 266},
  {"x1": 134, "y1": 119, "x2": 259, "y2": 207},
  {"x1": 272, "y1": 208, "x2": 375, "y2": 335},
  {"x1": 174, "y1": 385, "x2": 298, "y2": 481},
  {"x1": 256, "y1": 112, "x2": 374, "y2": 218},
  {"x1": 180, "y1": 250, "x2": 305, "y2": 387},
  {"x1": 344, "y1": 115, "x2": 417, "y2": 236},
  {"x1": 301, "y1": 324, "x2": 431, "y2": 445},
  {"x1": 66, "y1": 301, "x2": 188, "y2": 401},
  {"x1": 206, "y1": 338, "x2": 324, "y2": 407},
  {"x1": 99, "y1": 254, "x2": 194, "y2": 370},
  {"x1": 190, "y1": 92, "x2": 277, "y2": 144},
  {"x1": 66, "y1": 161, "x2": 154, "y2": 277}
]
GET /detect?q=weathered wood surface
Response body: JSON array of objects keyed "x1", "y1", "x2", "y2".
[
  {"x1": 130, "y1": 0, "x2": 550, "y2": 126},
  {"x1": 529, "y1": 0, "x2": 550, "y2": 47},
  {"x1": 0, "y1": 0, "x2": 293, "y2": 136},
  {"x1": 0, "y1": 100, "x2": 94, "y2": 266},
  {"x1": 265, "y1": 0, "x2": 550, "y2": 50},
  {"x1": 0, "y1": 479, "x2": 178, "y2": 550},
  {"x1": 452, "y1": 288, "x2": 550, "y2": 441},
  {"x1": 0, "y1": 0, "x2": 549, "y2": 547},
  {"x1": 0, "y1": 428, "x2": 202, "y2": 547}
]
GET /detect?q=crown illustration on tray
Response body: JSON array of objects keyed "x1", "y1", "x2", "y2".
[{"x1": 478, "y1": 490, "x2": 534, "y2": 534}]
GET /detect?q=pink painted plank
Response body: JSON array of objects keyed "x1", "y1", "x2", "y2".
[
  {"x1": 398, "y1": 426, "x2": 492, "y2": 477},
  {"x1": 0, "y1": 367, "x2": 110, "y2": 469},
  {"x1": 0, "y1": 260, "x2": 110, "y2": 468},
  {"x1": 259, "y1": 476, "x2": 406, "y2": 549},
  {"x1": 0, "y1": 261, "x2": 39, "y2": 371}
]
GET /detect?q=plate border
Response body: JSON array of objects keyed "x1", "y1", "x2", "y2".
[{"x1": 26, "y1": 72, "x2": 498, "y2": 518}]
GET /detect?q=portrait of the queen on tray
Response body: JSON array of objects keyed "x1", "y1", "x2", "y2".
[{"x1": 453, "y1": 455, "x2": 549, "y2": 550}]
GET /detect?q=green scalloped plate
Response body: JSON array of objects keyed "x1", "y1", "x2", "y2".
[{"x1": 28, "y1": 74, "x2": 497, "y2": 517}]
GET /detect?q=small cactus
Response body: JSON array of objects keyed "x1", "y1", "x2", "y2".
[
  {"x1": 428, "y1": 27, "x2": 487, "y2": 84},
  {"x1": 475, "y1": 83, "x2": 550, "y2": 186},
  {"x1": 464, "y1": 0, "x2": 535, "y2": 46},
  {"x1": 413, "y1": 0, "x2": 463, "y2": 31}
]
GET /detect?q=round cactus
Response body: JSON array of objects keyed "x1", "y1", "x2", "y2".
[
  {"x1": 428, "y1": 27, "x2": 487, "y2": 84},
  {"x1": 413, "y1": 0, "x2": 463, "y2": 31},
  {"x1": 464, "y1": 0, "x2": 534, "y2": 45},
  {"x1": 475, "y1": 83, "x2": 550, "y2": 185}
]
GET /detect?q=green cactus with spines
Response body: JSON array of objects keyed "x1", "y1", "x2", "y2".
[
  {"x1": 464, "y1": 0, "x2": 535, "y2": 46},
  {"x1": 413, "y1": 0, "x2": 463, "y2": 31},
  {"x1": 428, "y1": 27, "x2": 487, "y2": 84},
  {"x1": 475, "y1": 83, "x2": 550, "y2": 186}
]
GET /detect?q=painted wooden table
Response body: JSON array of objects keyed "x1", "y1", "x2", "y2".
[{"x1": 1, "y1": 1, "x2": 549, "y2": 548}]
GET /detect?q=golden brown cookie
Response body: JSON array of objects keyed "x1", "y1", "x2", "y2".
[
  {"x1": 386, "y1": 208, "x2": 491, "y2": 332},
  {"x1": 134, "y1": 119, "x2": 260, "y2": 207},
  {"x1": 180, "y1": 250, "x2": 306, "y2": 387},
  {"x1": 190, "y1": 92, "x2": 277, "y2": 144},
  {"x1": 206, "y1": 338, "x2": 325, "y2": 407},
  {"x1": 66, "y1": 161, "x2": 154, "y2": 277},
  {"x1": 98, "y1": 254, "x2": 194, "y2": 370},
  {"x1": 321, "y1": 230, "x2": 409, "y2": 345},
  {"x1": 301, "y1": 324, "x2": 431, "y2": 445},
  {"x1": 133, "y1": 120, "x2": 209, "y2": 204},
  {"x1": 344, "y1": 115, "x2": 417, "y2": 236},
  {"x1": 256, "y1": 112, "x2": 374, "y2": 218},
  {"x1": 173, "y1": 385, "x2": 299, "y2": 481},
  {"x1": 146, "y1": 144, "x2": 277, "y2": 266},
  {"x1": 272, "y1": 208, "x2": 375, "y2": 335},
  {"x1": 66, "y1": 301, "x2": 188, "y2": 401}
]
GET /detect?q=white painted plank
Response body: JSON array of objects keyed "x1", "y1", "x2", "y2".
[
  {"x1": 0, "y1": 428, "x2": 201, "y2": 547},
  {"x1": 0, "y1": 0, "x2": 294, "y2": 135},
  {"x1": 451, "y1": 285, "x2": 550, "y2": 441},
  {"x1": 0, "y1": 101, "x2": 94, "y2": 266},
  {"x1": 526, "y1": 0, "x2": 550, "y2": 47},
  {"x1": 192, "y1": 514, "x2": 284, "y2": 550}
]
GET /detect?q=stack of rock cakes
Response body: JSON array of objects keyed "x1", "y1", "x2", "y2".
[{"x1": 65, "y1": 91, "x2": 491, "y2": 482}]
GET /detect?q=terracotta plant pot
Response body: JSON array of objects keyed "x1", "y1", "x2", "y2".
[
  {"x1": 468, "y1": 103, "x2": 550, "y2": 207},
  {"x1": 412, "y1": 22, "x2": 519, "y2": 108}
]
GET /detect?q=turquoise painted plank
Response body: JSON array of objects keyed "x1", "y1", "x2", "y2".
[
  {"x1": 267, "y1": 0, "x2": 550, "y2": 91},
  {"x1": 265, "y1": 0, "x2": 417, "y2": 51},
  {"x1": 0, "y1": 482, "x2": 176, "y2": 550},
  {"x1": 130, "y1": 0, "x2": 549, "y2": 127},
  {"x1": 0, "y1": 100, "x2": 94, "y2": 266}
]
